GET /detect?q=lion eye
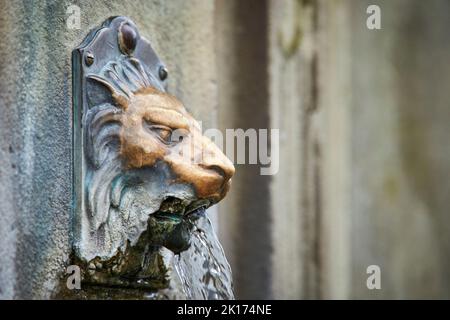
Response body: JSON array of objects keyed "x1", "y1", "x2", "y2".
[
  {"x1": 144, "y1": 120, "x2": 187, "y2": 145},
  {"x1": 151, "y1": 125, "x2": 173, "y2": 144}
]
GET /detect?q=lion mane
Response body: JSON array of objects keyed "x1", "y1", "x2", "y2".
[{"x1": 84, "y1": 57, "x2": 164, "y2": 241}]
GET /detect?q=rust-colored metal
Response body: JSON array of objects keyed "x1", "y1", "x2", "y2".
[
  {"x1": 71, "y1": 17, "x2": 235, "y2": 298},
  {"x1": 115, "y1": 86, "x2": 235, "y2": 202}
]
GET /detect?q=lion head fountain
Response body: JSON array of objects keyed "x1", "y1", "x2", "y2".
[{"x1": 64, "y1": 17, "x2": 235, "y2": 299}]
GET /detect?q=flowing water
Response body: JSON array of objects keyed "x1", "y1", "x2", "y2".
[{"x1": 172, "y1": 215, "x2": 234, "y2": 299}]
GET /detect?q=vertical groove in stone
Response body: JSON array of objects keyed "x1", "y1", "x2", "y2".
[{"x1": 216, "y1": 0, "x2": 273, "y2": 299}]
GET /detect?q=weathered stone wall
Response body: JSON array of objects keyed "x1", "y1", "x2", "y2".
[
  {"x1": 348, "y1": 0, "x2": 450, "y2": 299},
  {"x1": 216, "y1": 0, "x2": 450, "y2": 299},
  {"x1": 215, "y1": 0, "x2": 273, "y2": 299}
]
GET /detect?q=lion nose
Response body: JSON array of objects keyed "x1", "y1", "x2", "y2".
[
  {"x1": 204, "y1": 164, "x2": 234, "y2": 183},
  {"x1": 201, "y1": 139, "x2": 235, "y2": 184}
]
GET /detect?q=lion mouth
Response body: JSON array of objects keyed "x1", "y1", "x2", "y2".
[
  {"x1": 147, "y1": 197, "x2": 210, "y2": 254},
  {"x1": 152, "y1": 197, "x2": 210, "y2": 223}
]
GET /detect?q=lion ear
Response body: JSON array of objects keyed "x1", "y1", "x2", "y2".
[
  {"x1": 87, "y1": 74, "x2": 131, "y2": 109},
  {"x1": 87, "y1": 74, "x2": 117, "y2": 94}
]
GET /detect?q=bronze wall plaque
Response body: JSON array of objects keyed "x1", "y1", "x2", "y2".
[{"x1": 71, "y1": 16, "x2": 234, "y2": 299}]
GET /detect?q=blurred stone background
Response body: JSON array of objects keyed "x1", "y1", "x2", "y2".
[{"x1": 1, "y1": 0, "x2": 450, "y2": 299}]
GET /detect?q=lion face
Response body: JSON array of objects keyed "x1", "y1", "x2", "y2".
[
  {"x1": 115, "y1": 87, "x2": 234, "y2": 253},
  {"x1": 120, "y1": 87, "x2": 234, "y2": 202},
  {"x1": 83, "y1": 65, "x2": 234, "y2": 260}
]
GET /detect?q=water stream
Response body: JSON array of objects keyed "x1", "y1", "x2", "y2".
[{"x1": 173, "y1": 215, "x2": 234, "y2": 299}]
